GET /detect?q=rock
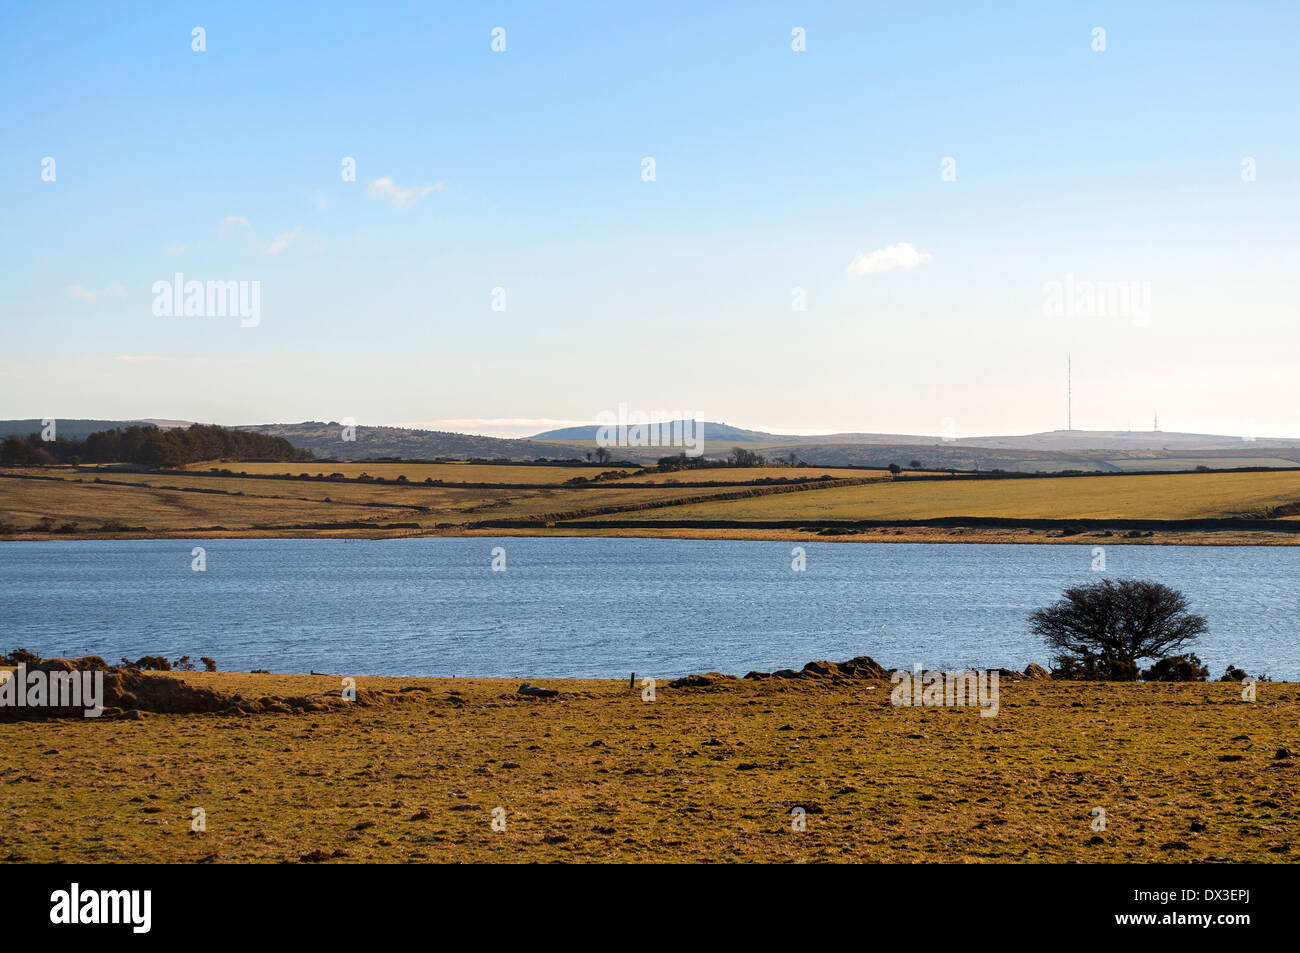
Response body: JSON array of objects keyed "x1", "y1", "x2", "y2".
[
  {"x1": 670, "y1": 673, "x2": 734, "y2": 688},
  {"x1": 1023, "y1": 663, "x2": 1051, "y2": 680},
  {"x1": 771, "y1": 669, "x2": 803, "y2": 679},
  {"x1": 802, "y1": 661, "x2": 843, "y2": 678},
  {"x1": 841, "y1": 656, "x2": 888, "y2": 678},
  {"x1": 669, "y1": 674, "x2": 713, "y2": 688},
  {"x1": 299, "y1": 849, "x2": 332, "y2": 863},
  {"x1": 502, "y1": 761, "x2": 520, "y2": 769},
  {"x1": 32, "y1": 656, "x2": 111, "y2": 673},
  {"x1": 517, "y1": 683, "x2": 558, "y2": 698},
  {"x1": 1275, "y1": 748, "x2": 1293, "y2": 760},
  {"x1": 743, "y1": 671, "x2": 770, "y2": 680},
  {"x1": 1190, "y1": 819, "x2": 1208, "y2": 832}
]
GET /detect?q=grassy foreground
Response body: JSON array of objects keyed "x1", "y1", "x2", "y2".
[{"x1": 2, "y1": 671, "x2": 1295, "y2": 863}]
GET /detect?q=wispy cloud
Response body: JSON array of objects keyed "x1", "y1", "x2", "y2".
[
  {"x1": 846, "y1": 242, "x2": 933, "y2": 277},
  {"x1": 264, "y1": 226, "x2": 303, "y2": 256},
  {"x1": 367, "y1": 176, "x2": 445, "y2": 209},
  {"x1": 220, "y1": 215, "x2": 250, "y2": 232},
  {"x1": 68, "y1": 282, "x2": 126, "y2": 302}
]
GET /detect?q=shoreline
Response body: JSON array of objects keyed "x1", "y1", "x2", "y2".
[{"x1": 5, "y1": 525, "x2": 1300, "y2": 545}]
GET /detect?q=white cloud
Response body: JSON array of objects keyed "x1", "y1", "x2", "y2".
[
  {"x1": 220, "y1": 215, "x2": 250, "y2": 232},
  {"x1": 165, "y1": 242, "x2": 186, "y2": 256},
  {"x1": 264, "y1": 226, "x2": 303, "y2": 256},
  {"x1": 846, "y1": 242, "x2": 933, "y2": 277},
  {"x1": 367, "y1": 176, "x2": 445, "y2": 209},
  {"x1": 68, "y1": 282, "x2": 126, "y2": 302}
]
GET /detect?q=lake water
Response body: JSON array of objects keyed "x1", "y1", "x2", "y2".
[{"x1": 0, "y1": 538, "x2": 1295, "y2": 679}]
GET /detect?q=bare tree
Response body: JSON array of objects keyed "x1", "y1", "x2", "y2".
[{"x1": 1030, "y1": 578, "x2": 1207, "y2": 679}]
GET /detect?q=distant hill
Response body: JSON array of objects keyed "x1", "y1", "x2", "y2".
[
  {"x1": 12, "y1": 417, "x2": 1300, "y2": 472},
  {"x1": 237, "y1": 422, "x2": 596, "y2": 462},
  {"x1": 532, "y1": 422, "x2": 1300, "y2": 452},
  {"x1": 531, "y1": 421, "x2": 773, "y2": 443},
  {"x1": 0, "y1": 418, "x2": 164, "y2": 441}
]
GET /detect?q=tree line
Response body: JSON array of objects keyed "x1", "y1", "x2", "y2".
[{"x1": 0, "y1": 424, "x2": 312, "y2": 468}]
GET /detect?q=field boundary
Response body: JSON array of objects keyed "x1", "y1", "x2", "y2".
[{"x1": 479, "y1": 515, "x2": 1300, "y2": 533}]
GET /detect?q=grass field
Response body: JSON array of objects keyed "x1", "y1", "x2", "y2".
[
  {"x1": 187, "y1": 460, "x2": 623, "y2": 484},
  {"x1": 584, "y1": 471, "x2": 1300, "y2": 523},
  {"x1": 5, "y1": 465, "x2": 1300, "y2": 541},
  {"x1": 1, "y1": 671, "x2": 1295, "y2": 863},
  {"x1": 0, "y1": 469, "x2": 763, "y2": 535},
  {"x1": 0, "y1": 475, "x2": 413, "y2": 531}
]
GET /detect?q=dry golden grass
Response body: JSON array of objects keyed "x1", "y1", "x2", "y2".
[
  {"x1": 584, "y1": 471, "x2": 1300, "y2": 523},
  {"x1": 0, "y1": 471, "x2": 773, "y2": 537},
  {"x1": 6, "y1": 466, "x2": 1300, "y2": 542},
  {"x1": 0, "y1": 476, "x2": 415, "y2": 531},
  {"x1": 1, "y1": 672, "x2": 1295, "y2": 863}
]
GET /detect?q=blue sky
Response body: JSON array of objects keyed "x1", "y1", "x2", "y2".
[{"x1": 2, "y1": 1, "x2": 1297, "y2": 437}]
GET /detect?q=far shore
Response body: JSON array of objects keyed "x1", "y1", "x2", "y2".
[{"x1": 5, "y1": 525, "x2": 1300, "y2": 545}]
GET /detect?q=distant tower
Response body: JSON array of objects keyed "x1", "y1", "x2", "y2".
[{"x1": 1153, "y1": 412, "x2": 1159, "y2": 432}]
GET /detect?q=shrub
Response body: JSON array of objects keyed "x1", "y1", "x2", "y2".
[
  {"x1": 200, "y1": 657, "x2": 217, "y2": 672},
  {"x1": 122, "y1": 655, "x2": 171, "y2": 671},
  {"x1": 1051, "y1": 657, "x2": 1139, "y2": 681},
  {"x1": 0, "y1": 648, "x2": 39, "y2": 666},
  {"x1": 1141, "y1": 653, "x2": 1209, "y2": 682},
  {"x1": 1220, "y1": 665, "x2": 1249, "y2": 682},
  {"x1": 1031, "y1": 578, "x2": 1207, "y2": 680}
]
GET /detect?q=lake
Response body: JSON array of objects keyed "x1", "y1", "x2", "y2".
[{"x1": 0, "y1": 538, "x2": 1294, "y2": 678}]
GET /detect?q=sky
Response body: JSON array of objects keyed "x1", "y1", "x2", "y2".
[{"x1": 2, "y1": 1, "x2": 1298, "y2": 439}]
